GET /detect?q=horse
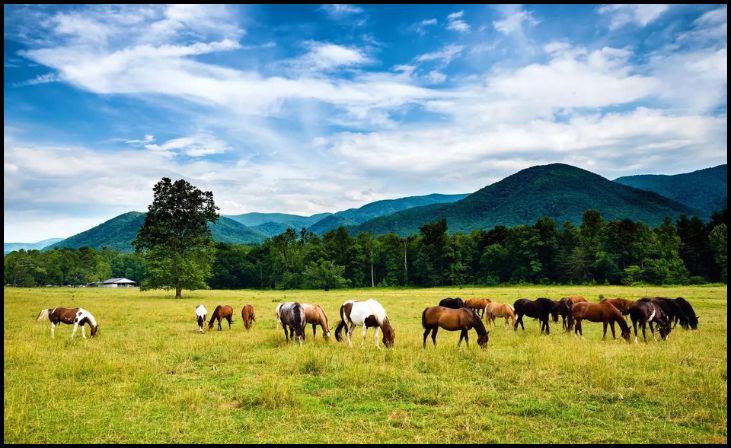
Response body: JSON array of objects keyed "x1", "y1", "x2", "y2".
[
  {"x1": 195, "y1": 304, "x2": 207, "y2": 333},
  {"x1": 301, "y1": 303, "x2": 331, "y2": 340},
  {"x1": 464, "y1": 298, "x2": 491, "y2": 317},
  {"x1": 624, "y1": 299, "x2": 671, "y2": 343},
  {"x1": 241, "y1": 304, "x2": 255, "y2": 330},
  {"x1": 674, "y1": 297, "x2": 699, "y2": 329},
  {"x1": 276, "y1": 302, "x2": 306, "y2": 345},
  {"x1": 513, "y1": 298, "x2": 558, "y2": 334},
  {"x1": 483, "y1": 301, "x2": 516, "y2": 328},
  {"x1": 438, "y1": 297, "x2": 465, "y2": 309},
  {"x1": 570, "y1": 301, "x2": 631, "y2": 343},
  {"x1": 647, "y1": 297, "x2": 689, "y2": 330},
  {"x1": 555, "y1": 298, "x2": 572, "y2": 331},
  {"x1": 561, "y1": 296, "x2": 588, "y2": 330},
  {"x1": 422, "y1": 306, "x2": 489, "y2": 349},
  {"x1": 599, "y1": 298, "x2": 634, "y2": 339},
  {"x1": 208, "y1": 305, "x2": 233, "y2": 331},
  {"x1": 334, "y1": 299, "x2": 395, "y2": 349},
  {"x1": 36, "y1": 307, "x2": 99, "y2": 338}
]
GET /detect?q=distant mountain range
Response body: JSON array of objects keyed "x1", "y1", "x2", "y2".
[
  {"x1": 4, "y1": 163, "x2": 725, "y2": 253},
  {"x1": 353, "y1": 164, "x2": 705, "y2": 236},
  {"x1": 614, "y1": 164, "x2": 726, "y2": 216},
  {"x1": 3, "y1": 238, "x2": 63, "y2": 255}
]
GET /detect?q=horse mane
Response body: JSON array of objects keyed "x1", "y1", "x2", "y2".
[
  {"x1": 209, "y1": 305, "x2": 222, "y2": 328},
  {"x1": 36, "y1": 309, "x2": 50, "y2": 321},
  {"x1": 317, "y1": 305, "x2": 329, "y2": 333},
  {"x1": 470, "y1": 310, "x2": 488, "y2": 337}
]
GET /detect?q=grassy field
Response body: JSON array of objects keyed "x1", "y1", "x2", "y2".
[{"x1": 4, "y1": 285, "x2": 727, "y2": 443}]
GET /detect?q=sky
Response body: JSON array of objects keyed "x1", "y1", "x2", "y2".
[{"x1": 4, "y1": 4, "x2": 728, "y2": 242}]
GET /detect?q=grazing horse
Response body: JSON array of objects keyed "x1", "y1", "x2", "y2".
[
  {"x1": 334, "y1": 299, "x2": 395, "y2": 349},
  {"x1": 561, "y1": 296, "x2": 588, "y2": 330},
  {"x1": 674, "y1": 297, "x2": 699, "y2": 330},
  {"x1": 513, "y1": 298, "x2": 558, "y2": 334},
  {"x1": 599, "y1": 298, "x2": 634, "y2": 339},
  {"x1": 301, "y1": 303, "x2": 331, "y2": 340},
  {"x1": 484, "y1": 301, "x2": 516, "y2": 328},
  {"x1": 625, "y1": 299, "x2": 671, "y2": 343},
  {"x1": 555, "y1": 298, "x2": 572, "y2": 331},
  {"x1": 422, "y1": 306, "x2": 489, "y2": 349},
  {"x1": 195, "y1": 304, "x2": 207, "y2": 333},
  {"x1": 208, "y1": 305, "x2": 234, "y2": 331},
  {"x1": 465, "y1": 298, "x2": 491, "y2": 317},
  {"x1": 276, "y1": 302, "x2": 306, "y2": 345},
  {"x1": 241, "y1": 304, "x2": 255, "y2": 330},
  {"x1": 36, "y1": 307, "x2": 99, "y2": 338},
  {"x1": 438, "y1": 297, "x2": 465, "y2": 309},
  {"x1": 570, "y1": 301, "x2": 631, "y2": 343},
  {"x1": 648, "y1": 297, "x2": 689, "y2": 330}
]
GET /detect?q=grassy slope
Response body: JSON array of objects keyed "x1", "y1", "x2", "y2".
[{"x1": 4, "y1": 286, "x2": 727, "y2": 443}]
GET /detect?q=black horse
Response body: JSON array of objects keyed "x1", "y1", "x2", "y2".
[
  {"x1": 439, "y1": 297, "x2": 466, "y2": 309},
  {"x1": 625, "y1": 299, "x2": 671, "y2": 342},
  {"x1": 513, "y1": 298, "x2": 558, "y2": 334},
  {"x1": 673, "y1": 297, "x2": 699, "y2": 330},
  {"x1": 644, "y1": 297, "x2": 688, "y2": 330}
]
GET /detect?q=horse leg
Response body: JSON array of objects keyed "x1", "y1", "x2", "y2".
[
  {"x1": 347, "y1": 323, "x2": 355, "y2": 348},
  {"x1": 361, "y1": 324, "x2": 368, "y2": 349},
  {"x1": 602, "y1": 322, "x2": 608, "y2": 340},
  {"x1": 458, "y1": 330, "x2": 465, "y2": 348},
  {"x1": 632, "y1": 320, "x2": 638, "y2": 344},
  {"x1": 431, "y1": 327, "x2": 438, "y2": 346},
  {"x1": 464, "y1": 330, "x2": 469, "y2": 347},
  {"x1": 283, "y1": 325, "x2": 289, "y2": 342},
  {"x1": 546, "y1": 319, "x2": 550, "y2": 335},
  {"x1": 227, "y1": 317, "x2": 232, "y2": 329},
  {"x1": 423, "y1": 327, "x2": 431, "y2": 349},
  {"x1": 374, "y1": 327, "x2": 380, "y2": 349},
  {"x1": 50, "y1": 322, "x2": 55, "y2": 338},
  {"x1": 312, "y1": 323, "x2": 317, "y2": 338},
  {"x1": 611, "y1": 321, "x2": 616, "y2": 339},
  {"x1": 81, "y1": 325, "x2": 87, "y2": 339},
  {"x1": 650, "y1": 321, "x2": 656, "y2": 342},
  {"x1": 71, "y1": 322, "x2": 79, "y2": 339},
  {"x1": 641, "y1": 321, "x2": 647, "y2": 342}
]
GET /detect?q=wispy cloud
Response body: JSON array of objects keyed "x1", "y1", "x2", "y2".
[
  {"x1": 493, "y1": 5, "x2": 539, "y2": 35},
  {"x1": 446, "y1": 11, "x2": 470, "y2": 33},
  {"x1": 598, "y1": 4, "x2": 670, "y2": 30}
]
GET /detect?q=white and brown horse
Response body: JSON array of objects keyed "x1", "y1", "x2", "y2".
[
  {"x1": 195, "y1": 304, "x2": 207, "y2": 333},
  {"x1": 36, "y1": 307, "x2": 99, "y2": 338},
  {"x1": 276, "y1": 302, "x2": 306, "y2": 345},
  {"x1": 334, "y1": 299, "x2": 395, "y2": 349},
  {"x1": 301, "y1": 303, "x2": 331, "y2": 340}
]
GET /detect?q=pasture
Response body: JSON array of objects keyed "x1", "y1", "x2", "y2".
[{"x1": 4, "y1": 285, "x2": 727, "y2": 443}]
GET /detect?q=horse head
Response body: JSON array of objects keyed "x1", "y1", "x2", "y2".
[
  {"x1": 477, "y1": 331, "x2": 489, "y2": 349},
  {"x1": 90, "y1": 324, "x2": 99, "y2": 337},
  {"x1": 382, "y1": 319, "x2": 395, "y2": 348}
]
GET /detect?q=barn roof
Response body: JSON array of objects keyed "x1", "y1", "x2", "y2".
[{"x1": 102, "y1": 278, "x2": 137, "y2": 284}]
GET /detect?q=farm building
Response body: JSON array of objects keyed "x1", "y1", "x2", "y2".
[{"x1": 100, "y1": 278, "x2": 137, "y2": 288}]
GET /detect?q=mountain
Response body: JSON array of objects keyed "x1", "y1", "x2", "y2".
[
  {"x1": 225, "y1": 212, "x2": 330, "y2": 228},
  {"x1": 308, "y1": 193, "x2": 468, "y2": 235},
  {"x1": 4, "y1": 238, "x2": 64, "y2": 255},
  {"x1": 46, "y1": 211, "x2": 265, "y2": 252},
  {"x1": 354, "y1": 163, "x2": 704, "y2": 236},
  {"x1": 614, "y1": 164, "x2": 727, "y2": 215}
]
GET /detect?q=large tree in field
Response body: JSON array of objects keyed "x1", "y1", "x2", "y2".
[{"x1": 133, "y1": 178, "x2": 219, "y2": 298}]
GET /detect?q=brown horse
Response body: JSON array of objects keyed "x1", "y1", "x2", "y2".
[
  {"x1": 241, "y1": 304, "x2": 255, "y2": 330},
  {"x1": 570, "y1": 301, "x2": 631, "y2": 343},
  {"x1": 465, "y1": 298, "x2": 491, "y2": 318},
  {"x1": 36, "y1": 307, "x2": 99, "y2": 338},
  {"x1": 562, "y1": 296, "x2": 588, "y2": 330},
  {"x1": 209, "y1": 305, "x2": 233, "y2": 331},
  {"x1": 301, "y1": 303, "x2": 331, "y2": 340},
  {"x1": 484, "y1": 301, "x2": 516, "y2": 328},
  {"x1": 599, "y1": 298, "x2": 634, "y2": 339},
  {"x1": 422, "y1": 306, "x2": 489, "y2": 349}
]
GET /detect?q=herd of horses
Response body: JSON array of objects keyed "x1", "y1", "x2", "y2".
[{"x1": 35, "y1": 295, "x2": 699, "y2": 347}]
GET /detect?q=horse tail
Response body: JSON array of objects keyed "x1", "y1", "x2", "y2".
[
  {"x1": 334, "y1": 304, "x2": 347, "y2": 342},
  {"x1": 421, "y1": 307, "x2": 428, "y2": 329},
  {"x1": 209, "y1": 305, "x2": 221, "y2": 329},
  {"x1": 36, "y1": 309, "x2": 50, "y2": 321}
]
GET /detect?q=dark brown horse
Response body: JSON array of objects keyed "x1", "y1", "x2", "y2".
[
  {"x1": 513, "y1": 298, "x2": 558, "y2": 334},
  {"x1": 562, "y1": 296, "x2": 588, "y2": 330},
  {"x1": 209, "y1": 305, "x2": 233, "y2": 331},
  {"x1": 571, "y1": 301, "x2": 631, "y2": 342},
  {"x1": 625, "y1": 299, "x2": 671, "y2": 343},
  {"x1": 422, "y1": 306, "x2": 489, "y2": 349},
  {"x1": 464, "y1": 298, "x2": 491, "y2": 318},
  {"x1": 241, "y1": 304, "x2": 255, "y2": 330},
  {"x1": 599, "y1": 298, "x2": 634, "y2": 339},
  {"x1": 555, "y1": 298, "x2": 572, "y2": 331},
  {"x1": 36, "y1": 307, "x2": 99, "y2": 338},
  {"x1": 438, "y1": 297, "x2": 465, "y2": 309}
]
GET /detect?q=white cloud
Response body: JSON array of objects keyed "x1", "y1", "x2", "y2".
[
  {"x1": 144, "y1": 134, "x2": 229, "y2": 157},
  {"x1": 424, "y1": 70, "x2": 447, "y2": 84},
  {"x1": 598, "y1": 4, "x2": 670, "y2": 30},
  {"x1": 446, "y1": 10, "x2": 471, "y2": 32},
  {"x1": 415, "y1": 44, "x2": 464, "y2": 64},
  {"x1": 415, "y1": 18, "x2": 438, "y2": 34},
  {"x1": 493, "y1": 5, "x2": 539, "y2": 35},
  {"x1": 292, "y1": 42, "x2": 371, "y2": 71},
  {"x1": 322, "y1": 4, "x2": 363, "y2": 17}
]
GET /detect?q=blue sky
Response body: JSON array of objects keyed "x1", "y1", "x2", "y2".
[{"x1": 4, "y1": 4, "x2": 727, "y2": 242}]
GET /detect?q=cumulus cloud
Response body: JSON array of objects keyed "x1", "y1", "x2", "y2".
[{"x1": 598, "y1": 4, "x2": 670, "y2": 30}]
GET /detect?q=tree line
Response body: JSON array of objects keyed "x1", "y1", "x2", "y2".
[{"x1": 5, "y1": 209, "x2": 726, "y2": 289}]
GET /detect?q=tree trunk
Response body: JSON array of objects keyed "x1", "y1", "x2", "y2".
[{"x1": 176, "y1": 287, "x2": 182, "y2": 298}]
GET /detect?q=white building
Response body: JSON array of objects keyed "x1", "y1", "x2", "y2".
[{"x1": 100, "y1": 277, "x2": 138, "y2": 288}]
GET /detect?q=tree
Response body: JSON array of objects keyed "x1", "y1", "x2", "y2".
[
  {"x1": 302, "y1": 259, "x2": 347, "y2": 290},
  {"x1": 709, "y1": 224, "x2": 727, "y2": 282},
  {"x1": 133, "y1": 178, "x2": 219, "y2": 298}
]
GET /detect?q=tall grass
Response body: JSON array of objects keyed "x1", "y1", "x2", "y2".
[{"x1": 4, "y1": 286, "x2": 727, "y2": 443}]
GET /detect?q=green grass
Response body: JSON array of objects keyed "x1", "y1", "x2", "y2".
[{"x1": 4, "y1": 285, "x2": 727, "y2": 443}]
